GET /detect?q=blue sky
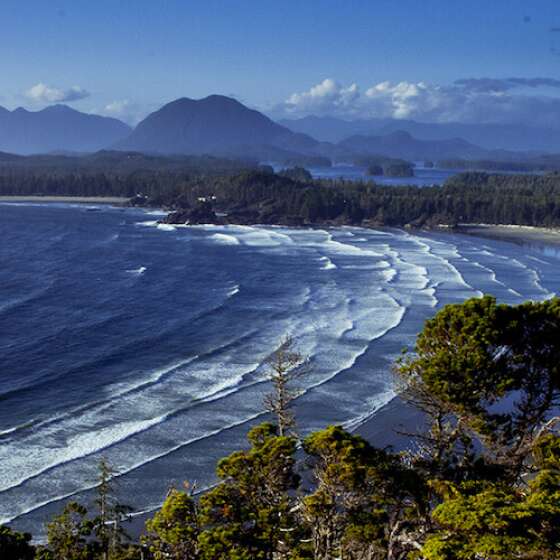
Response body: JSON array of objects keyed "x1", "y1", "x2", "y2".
[{"x1": 1, "y1": 1, "x2": 559, "y2": 124}]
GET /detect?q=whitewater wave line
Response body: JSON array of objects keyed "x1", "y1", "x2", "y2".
[
  {"x1": 0, "y1": 289, "x2": 407, "y2": 500},
  {"x1": 0, "y1": 280, "x2": 243, "y2": 404},
  {"x1": 406, "y1": 233, "x2": 479, "y2": 295},
  {"x1": 1, "y1": 314, "x2": 404, "y2": 525},
  {"x1": 0, "y1": 356, "x2": 198, "y2": 439},
  {"x1": 0, "y1": 318, "x2": 266, "y2": 443},
  {"x1": 0, "y1": 411, "x2": 266, "y2": 525},
  {"x1": 6, "y1": 224, "x2": 559, "y2": 531}
]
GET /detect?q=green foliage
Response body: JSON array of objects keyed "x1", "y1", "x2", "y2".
[
  {"x1": 45, "y1": 501, "x2": 95, "y2": 560},
  {"x1": 144, "y1": 488, "x2": 199, "y2": 559},
  {"x1": 8, "y1": 297, "x2": 560, "y2": 559},
  {"x1": 198, "y1": 422, "x2": 301, "y2": 559},
  {"x1": 38, "y1": 459, "x2": 133, "y2": 560},
  {"x1": 278, "y1": 166, "x2": 313, "y2": 182},
  {"x1": 423, "y1": 437, "x2": 560, "y2": 560},
  {"x1": 92, "y1": 458, "x2": 132, "y2": 560},
  {"x1": 438, "y1": 157, "x2": 560, "y2": 172},
  {"x1": 4, "y1": 154, "x2": 560, "y2": 228},
  {"x1": 384, "y1": 162, "x2": 414, "y2": 177},
  {"x1": 398, "y1": 296, "x2": 560, "y2": 478},
  {"x1": 302, "y1": 426, "x2": 426, "y2": 559},
  {"x1": 396, "y1": 297, "x2": 560, "y2": 559},
  {"x1": 0, "y1": 525, "x2": 35, "y2": 560}
]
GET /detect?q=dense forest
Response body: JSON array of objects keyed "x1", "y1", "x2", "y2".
[
  {"x1": 438, "y1": 155, "x2": 560, "y2": 173},
  {"x1": 351, "y1": 156, "x2": 414, "y2": 178},
  {"x1": 0, "y1": 151, "x2": 258, "y2": 174},
  {"x1": 2, "y1": 153, "x2": 560, "y2": 227},
  {"x1": 160, "y1": 170, "x2": 560, "y2": 228},
  {"x1": 3, "y1": 296, "x2": 560, "y2": 560}
]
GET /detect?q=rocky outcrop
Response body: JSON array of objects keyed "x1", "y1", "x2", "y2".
[{"x1": 162, "y1": 202, "x2": 224, "y2": 225}]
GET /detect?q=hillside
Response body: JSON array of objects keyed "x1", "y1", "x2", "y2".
[
  {"x1": 116, "y1": 95, "x2": 319, "y2": 158},
  {"x1": 338, "y1": 130, "x2": 490, "y2": 161},
  {"x1": 280, "y1": 115, "x2": 560, "y2": 152},
  {"x1": 0, "y1": 104, "x2": 131, "y2": 154}
]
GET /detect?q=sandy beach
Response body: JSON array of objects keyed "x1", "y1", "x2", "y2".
[
  {"x1": 0, "y1": 195, "x2": 130, "y2": 205},
  {"x1": 454, "y1": 223, "x2": 560, "y2": 248}
]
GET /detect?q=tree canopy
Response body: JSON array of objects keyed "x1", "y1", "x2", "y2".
[{"x1": 4, "y1": 296, "x2": 560, "y2": 559}]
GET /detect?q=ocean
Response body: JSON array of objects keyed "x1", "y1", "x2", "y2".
[
  {"x1": 305, "y1": 165, "x2": 545, "y2": 186},
  {"x1": 1, "y1": 202, "x2": 560, "y2": 537},
  {"x1": 307, "y1": 164, "x2": 457, "y2": 186}
]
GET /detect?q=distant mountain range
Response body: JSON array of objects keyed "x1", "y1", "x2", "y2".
[
  {"x1": 279, "y1": 115, "x2": 560, "y2": 153},
  {"x1": 0, "y1": 104, "x2": 131, "y2": 154},
  {"x1": 338, "y1": 130, "x2": 490, "y2": 161},
  {"x1": 116, "y1": 96, "x2": 536, "y2": 162},
  {"x1": 115, "y1": 95, "x2": 320, "y2": 159},
  {"x1": 0, "y1": 95, "x2": 558, "y2": 163}
]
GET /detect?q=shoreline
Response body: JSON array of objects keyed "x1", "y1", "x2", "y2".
[
  {"x1": 164, "y1": 214, "x2": 560, "y2": 250},
  {"x1": 451, "y1": 223, "x2": 560, "y2": 248},
  {"x1": 4, "y1": 205, "x2": 559, "y2": 541},
  {"x1": 3, "y1": 197, "x2": 560, "y2": 250},
  {"x1": 0, "y1": 195, "x2": 130, "y2": 205}
]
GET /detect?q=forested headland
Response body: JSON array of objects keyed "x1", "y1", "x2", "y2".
[
  {"x1": 1, "y1": 151, "x2": 560, "y2": 228},
  {"x1": 159, "y1": 170, "x2": 560, "y2": 229},
  {"x1": 3, "y1": 296, "x2": 560, "y2": 560},
  {"x1": 438, "y1": 155, "x2": 560, "y2": 173}
]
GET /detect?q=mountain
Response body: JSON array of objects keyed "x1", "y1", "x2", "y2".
[
  {"x1": 116, "y1": 95, "x2": 319, "y2": 157},
  {"x1": 0, "y1": 105, "x2": 131, "y2": 154},
  {"x1": 338, "y1": 130, "x2": 489, "y2": 161},
  {"x1": 117, "y1": 96, "x2": 503, "y2": 163},
  {"x1": 280, "y1": 116, "x2": 560, "y2": 153},
  {"x1": 374, "y1": 121, "x2": 559, "y2": 154},
  {"x1": 278, "y1": 116, "x2": 394, "y2": 143}
]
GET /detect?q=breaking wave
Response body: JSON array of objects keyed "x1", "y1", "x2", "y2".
[{"x1": 2, "y1": 207, "x2": 560, "y2": 534}]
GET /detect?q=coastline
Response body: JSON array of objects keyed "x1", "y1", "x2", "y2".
[
  {"x1": 4, "y1": 205, "x2": 560, "y2": 541},
  {"x1": 3, "y1": 198, "x2": 560, "y2": 249},
  {"x1": 452, "y1": 223, "x2": 560, "y2": 247},
  {"x1": 0, "y1": 195, "x2": 130, "y2": 205},
  {"x1": 162, "y1": 202, "x2": 560, "y2": 249}
]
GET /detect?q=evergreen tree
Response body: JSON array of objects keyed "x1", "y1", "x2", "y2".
[
  {"x1": 197, "y1": 423, "x2": 301, "y2": 559},
  {"x1": 92, "y1": 458, "x2": 132, "y2": 560},
  {"x1": 0, "y1": 525, "x2": 35, "y2": 560},
  {"x1": 263, "y1": 337, "x2": 304, "y2": 437},
  {"x1": 144, "y1": 485, "x2": 199, "y2": 559},
  {"x1": 44, "y1": 502, "x2": 94, "y2": 560},
  {"x1": 397, "y1": 296, "x2": 560, "y2": 482},
  {"x1": 423, "y1": 433, "x2": 560, "y2": 560},
  {"x1": 302, "y1": 426, "x2": 426, "y2": 560}
]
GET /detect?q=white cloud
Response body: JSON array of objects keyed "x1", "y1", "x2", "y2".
[
  {"x1": 279, "y1": 78, "x2": 453, "y2": 120},
  {"x1": 277, "y1": 77, "x2": 560, "y2": 127},
  {"x1": 25, "y1": 82, "x2": 90, "y2": 104},
  {"x1": 285, "y1": 79, "x2": 361, "y2": 116},
  {"x1": 364, "y1": 80, "x2": 448, "y2": 120}
]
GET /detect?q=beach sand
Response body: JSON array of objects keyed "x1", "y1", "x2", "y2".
[{"x1": 455, "y1": 223, "x2": 560, "y2": 247}]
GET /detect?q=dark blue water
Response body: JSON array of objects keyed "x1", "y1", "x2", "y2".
[
  {"x1": 308, "y1": 164, "x2": 457, "y2": 186},
  {"x1": 1, "y1": 202, "x2": 560, "y2": 538},
  {"x1": 305, "y1": 165, "x2": 546, "y2": 186}
]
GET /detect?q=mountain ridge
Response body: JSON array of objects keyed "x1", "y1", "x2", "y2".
[
  {"x1": 0, "y1": 95, "x2": 554, "y2": 162},
  {"x1": 115, "y1": 95, "x2": 320, "y2": 157},
  {"x1": 338, "y1": 130, "x2": 491, "y2": 161},
  {"x1": 0, "y1": 104, "x2": 131, "y2": 154},
  {"x1": 279, "y1": 115, "x2": 560, "y2": 153}
]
